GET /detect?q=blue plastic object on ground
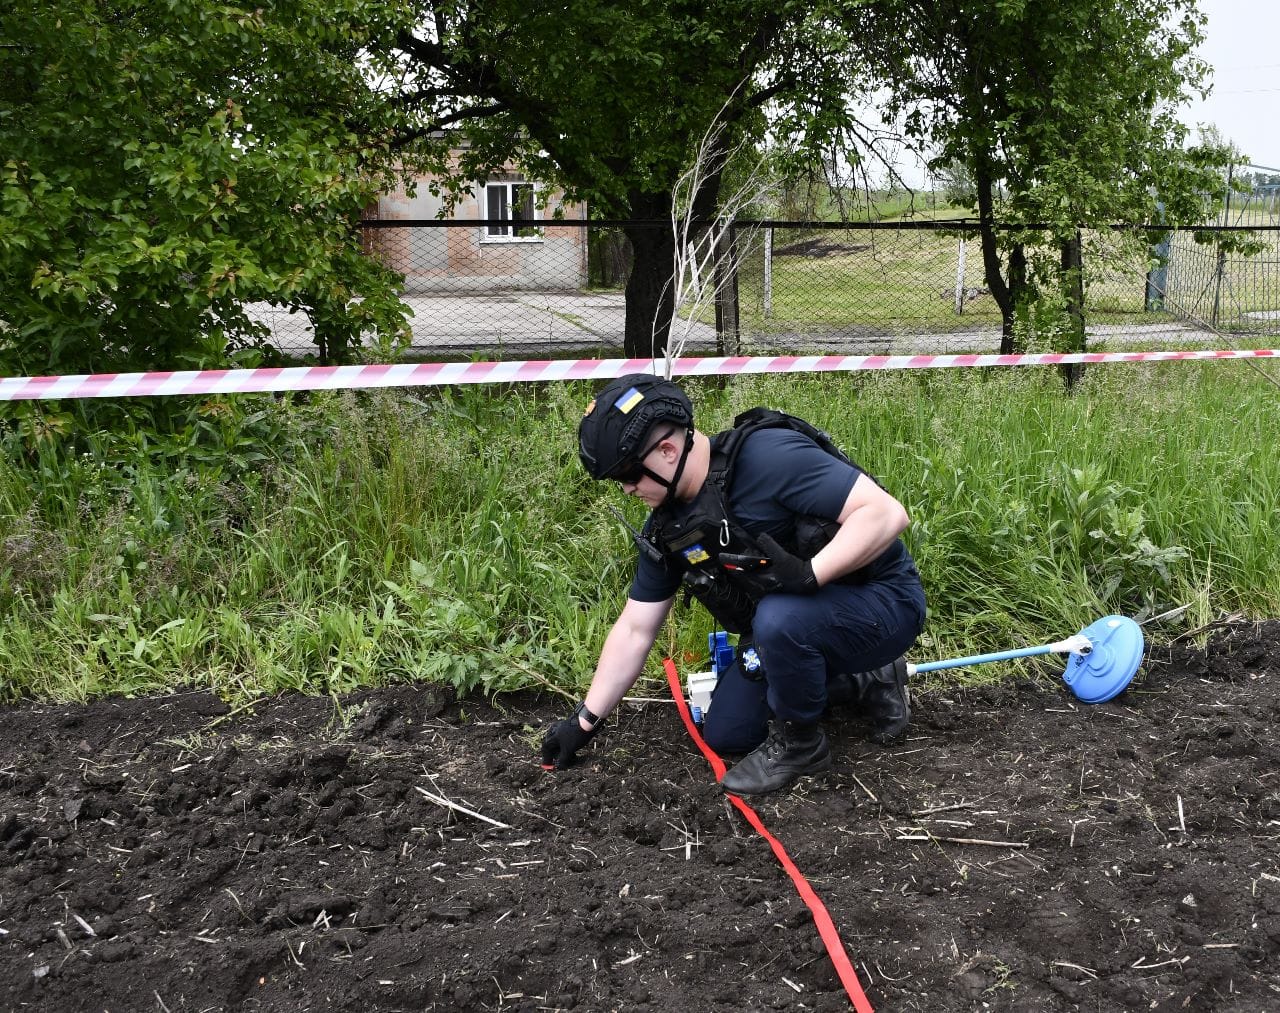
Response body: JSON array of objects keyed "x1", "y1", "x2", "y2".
[
  {"x1": 1062, "y1": 615, "x2": 1145, "y2": 703},
  {"x1": 912, "y1": 643, "x2": 1063, "y2": 673},
  {"x1": 709, "y1": 631, "x2": 735, "y2": 676},
  {"x1": 907, "y1": 614, "x2": 1145, "y2": 705}
]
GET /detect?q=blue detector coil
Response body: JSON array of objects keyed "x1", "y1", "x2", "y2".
[{"x1": 1062, "y1": 615, "x2": 1145, "y2": 703}]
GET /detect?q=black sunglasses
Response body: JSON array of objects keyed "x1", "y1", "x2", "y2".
[{"x1": 613, "y1": 430, "x2": 675, "y2": 484}]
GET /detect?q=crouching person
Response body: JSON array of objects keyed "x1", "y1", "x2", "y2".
[{"x1": 540, "y1": 374, "x2": 926, "y2": 795}]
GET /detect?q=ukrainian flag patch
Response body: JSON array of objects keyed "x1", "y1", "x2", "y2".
[
  {"x1": 614, "y1": 387, "x2": 644, "y2": 414},
  {"x1": 682, "y1": 544, "x2": 711, "y2": 565}
]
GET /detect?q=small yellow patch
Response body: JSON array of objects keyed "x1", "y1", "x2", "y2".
[
  {"x1": 683, "y1": 545, "x2": 711, "y2": 565},
  {"x1": 615, "y1": 387, "x2": 644, "y2": 414}
]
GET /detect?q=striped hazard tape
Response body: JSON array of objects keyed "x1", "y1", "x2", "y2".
[{"x1": 1, "y1": 348, "x2": 1275, "y2": 401}]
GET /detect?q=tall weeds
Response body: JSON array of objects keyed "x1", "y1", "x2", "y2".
[{"x1": 1, "y1": 363, "x2": 1277, "y2": 703}]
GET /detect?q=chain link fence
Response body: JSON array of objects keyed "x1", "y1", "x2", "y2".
[
  {"x1": 251, "y1": 219, "x2": 1280, "y2": 359},
  {"x1": 1160, "y1": 179, "x2": 1280, "y2": 334}
]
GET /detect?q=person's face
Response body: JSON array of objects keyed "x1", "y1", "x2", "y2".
[{"x1": 615, "y1": 430, "x2": 677, "y2": 507}]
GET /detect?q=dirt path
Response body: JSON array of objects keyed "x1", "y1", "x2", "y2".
[{"x1": 2, "y1": 621, "x2": 1278, "y2": 1012}]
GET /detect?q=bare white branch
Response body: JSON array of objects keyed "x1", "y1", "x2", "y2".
[
  {"x1": 657, "y1": 88, "x2": 784, "y2": 377},
  {"x1": 414, "y1": 784, "x2": 511, "y2": 830}
]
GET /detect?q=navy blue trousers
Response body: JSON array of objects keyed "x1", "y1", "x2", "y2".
[{"x1": 700, "y1": 575, "x2": 926, "y2": 755}]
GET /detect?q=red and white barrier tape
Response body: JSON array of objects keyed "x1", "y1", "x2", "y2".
[{"x1": 1, "y1": 348, "x2": 1275, "y2": 401}]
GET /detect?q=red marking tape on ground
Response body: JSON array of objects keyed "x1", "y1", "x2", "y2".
[
  {"x1": 1, "y1": 348, "x2": 1275, "y2": 401},
  {"x1": 662, "y1": 657, "x2": 876, "y2": 1013}
]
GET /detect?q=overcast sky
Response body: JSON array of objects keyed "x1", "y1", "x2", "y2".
[
  {"x1": 1179, "y1": 0, "x2": 1280, "y2": 171},
  {"x1": 875, "y1": 2, "x2": 1278, "y2": 189}
]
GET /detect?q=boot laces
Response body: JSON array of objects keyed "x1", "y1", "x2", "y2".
[{"x1": 761, "y1": 725, "x2": 788, "y2": 758}]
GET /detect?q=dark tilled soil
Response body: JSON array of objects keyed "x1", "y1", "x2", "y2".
[{"x1": 2, "y1": 620, "x2": 1279, "y2": 1012}]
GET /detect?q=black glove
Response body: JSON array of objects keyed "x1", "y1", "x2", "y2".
[
  {"x1": 540, "y1": 708, "x2": 602, "y2": 770},
  {"x1": 718, "y1": 532, "x2": 818, "y2": 596}
]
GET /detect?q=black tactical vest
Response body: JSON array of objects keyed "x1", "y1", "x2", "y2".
[{"x1": 643, "y1": 407, "x2": 876, "y2": 634}]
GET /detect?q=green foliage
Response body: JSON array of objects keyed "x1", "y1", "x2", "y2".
[
  {"x1": 1041, "y1": 463, "x2": 1189, "y2": 610},
  {"x1": 853, "y1": 0, "x2": 1234, "y2": 348},
  {"x1": 2, "y1": 367, "x2": 1279, "y2": 704},
  {"x1": 936, "y1": 160, "x2": 979, "y2": 212},
  {"x1": 885, "y1": 0, "x2": 1223, "y2": 229},
  {"x1": 1012, "y1": 272, "x2": 1073, "y2": 354},
  {"x1": 386, "y1": 0, "x2": 887, "y2": 354},
  {"x1": 0, "y1": 0, "x2": 416, "y2": 373},
  {"x1": 393, "y1": 0, "x2": 806, "y2": 216}
]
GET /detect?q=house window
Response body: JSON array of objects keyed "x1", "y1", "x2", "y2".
[{"x1": 484, "y1": 181, "x2": 540, "y2": 240}]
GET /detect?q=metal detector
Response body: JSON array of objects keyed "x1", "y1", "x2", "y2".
[{"x1": 908, "y1": 614, "x2": 1144, "y2": 703}]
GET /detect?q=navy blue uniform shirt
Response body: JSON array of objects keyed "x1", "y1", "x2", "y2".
[{"x1": 629, "y1": 427, "x2": 914, "y2": 602}]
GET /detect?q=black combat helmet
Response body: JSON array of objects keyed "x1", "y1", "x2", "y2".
[{"x1": 578, "y1": 373, "x2": 693, "y2": 480}]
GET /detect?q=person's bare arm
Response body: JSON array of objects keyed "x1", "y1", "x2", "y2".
[
  {"x1": 578, "y1": 596, "x2": 674, "y2": 728},
  {"x1": 809, "y1": 474, "x2": 910, "y2": 587}
]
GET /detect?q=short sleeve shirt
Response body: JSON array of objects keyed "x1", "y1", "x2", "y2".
[{"x1": 628, "y1": 426, "x2": 913, "y2": 601}]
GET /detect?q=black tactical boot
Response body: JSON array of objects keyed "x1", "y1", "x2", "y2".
[
  {"x1": 720, "y1": 720, "x2": 831, "y2": 796},
  {"x1": 857, "y1": 656, "x2": 911, "y2": 744},
  {"x1": 824, "y1": 670, "x2": 858, "y2": 709}
]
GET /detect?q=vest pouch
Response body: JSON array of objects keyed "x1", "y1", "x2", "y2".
[
  {"x1": 681, "y1": 571, "x2": 757, "y2": 635},
  {"x1": 664, "y1": 518, "x2": 763, "y2": 633},
  {"x1": 794, "y1": 514, "x2": 871, "y2": 585},
  {"x1": 793, "y1": 514, "x2": 839, "y2": 557}
]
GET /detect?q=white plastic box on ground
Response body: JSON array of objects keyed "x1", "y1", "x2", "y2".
[{"x1": 686, "y1": 670, "x2": 718, "y2": 719}]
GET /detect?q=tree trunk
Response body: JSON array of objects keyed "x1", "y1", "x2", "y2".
[
  {"x1": 621, "y1": 221, "x2": 677, "y2": 359},
  {"x1": 974, "y1": 166, "x2": 1017, "y2": 354},
  {"x1": 973, "y1": 190, "x2": 1036, "y2": 353},
  {"x1": 619, "y1": 190, "x2": 682, "y2": 359},
  {"x1": 619, "y1": 159, "x2": 728, "y2": 359},
  {"x1": 1059, "y1": 231, "x2": 1086, "y2": 390},
  {"x1": 1007, "y1": 242, "x2": 1029, "y2": 351}
]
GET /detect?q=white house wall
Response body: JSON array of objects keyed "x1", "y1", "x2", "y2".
[{"x1": 369, "y1": 176, "x2": 589, "y2": 295}]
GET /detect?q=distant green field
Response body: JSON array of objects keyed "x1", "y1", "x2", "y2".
[
  {"x1": 728, "y1": 225, "x2": 1194, "y2": 337},
  {"x1": 738, "y1": 226, "x2": 1001, "y2": 333}
]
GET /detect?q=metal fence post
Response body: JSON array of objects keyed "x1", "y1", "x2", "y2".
[
  {"x1": 763, "y1": 227, "x2": 773, "y2": 320},
  {"x1": 714, "y1": 221, "x2": 740, "y2": 356}
]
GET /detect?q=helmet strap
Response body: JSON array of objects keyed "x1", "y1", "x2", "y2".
[{"x1": 654, "y1": 427, "x2": 694, "y2": 507}]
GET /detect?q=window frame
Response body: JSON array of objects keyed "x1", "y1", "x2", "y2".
[{"x1": 482, "y1": 180, "x2": 542, "y2": 242}]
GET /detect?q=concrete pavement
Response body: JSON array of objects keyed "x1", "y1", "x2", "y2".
[{"x1": 247, "y1": 292, "x2": 1229, "y2": 359}]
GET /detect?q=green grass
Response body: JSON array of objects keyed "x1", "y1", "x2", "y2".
[
  {"x1": 736, "y1": 227, "x2": 1128, "y2": 336},
  {"x1": 731, "y1": 225, "x2": 1276, "y2": 337},
  {"x1": 739, "y1": 227, "x2": 1002, "y2": 333},
  {"x1": 2, "y1": 362, "x2": 1279, "y2": 705}
]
